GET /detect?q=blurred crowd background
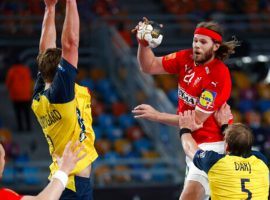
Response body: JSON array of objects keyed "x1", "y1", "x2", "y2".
[{"x1": 0, "y1": 0, "x2": 269, "y2": 199}]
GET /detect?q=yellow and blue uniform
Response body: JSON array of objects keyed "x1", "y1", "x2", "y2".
[
  {"x1": 193, "y1": 150, "x2": 269, "y2": 200},
  {"x1": 31, "y1": 58, "x2": 98, "y2": 192}
]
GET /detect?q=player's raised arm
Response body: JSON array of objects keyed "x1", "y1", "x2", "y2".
[
  {"x1": 39, "y1": 0, "x2": 58, "y2": 53},
  {"x1": 61, "y1": 0, "x2": 79, "y2": 68},
  {"x1": 137, "y1": 43, "x2": 164, "y2": 74}
]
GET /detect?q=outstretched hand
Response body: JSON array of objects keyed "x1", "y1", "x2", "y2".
[
  {"x1": 44, "y1": 0, "x2": 58, "y2": 7},
  {"x1": 179, "y1": 110, "x2": 203, "y2": 131},
  {"x1": 131, "y1": 17, "x2": 163, "y2": 48},
  {"x1": 131, "y1": 17, "x2": 151, "y2": 47},
  {"x1": 55, "y1": 141, "x2": 86, "y2": 175},
  {"x1": 131, "y1": 17, "x2": 163, "y2": 33},
  {"x1": 214, "y1": 103, "x2": 233, "y2": 126},
  {"x1": 132, "y1": 104, "x2": 160, "y2": 121},
  {"x1": 131, "y1": 17, "x2": 150, "y2": 34}
]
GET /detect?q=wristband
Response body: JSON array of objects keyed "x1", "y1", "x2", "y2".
[
  {"x1": 221, "y1": 124, "x2": 228, "y2": 134},
  {"x1": 52, "y1": 170, "x2": 68, "y2": 188},
  {"x1": 179, "y1": 128, "x2": 192, "y2": 137}
]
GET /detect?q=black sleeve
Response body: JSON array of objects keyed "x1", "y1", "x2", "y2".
[
  {"x1": 251, "y1": 151, "x2": 269, "y2": 166},
  {"x1": 32, "y1": 72, "x2": 45, "y2": 100},
  {"x1": 193, "y1": 150, "x2": 225, "y2": 173},
  {"x1": 45, "y1": 58, "x2": 77, "y2": 103}
]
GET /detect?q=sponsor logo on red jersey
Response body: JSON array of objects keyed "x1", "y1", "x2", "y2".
[
  {"x1": 199, "y1": 90, "x2": 217, "y2": 109},
  {"x1": 178, "y1": 86, "x2": 198, "y2": 107}
]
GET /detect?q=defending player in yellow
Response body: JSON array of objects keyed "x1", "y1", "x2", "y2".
[
  {"x1": 31, "y1": 0, "x2": 98, "y2": 199},
  {"x1": 178, "y1": 105, "x2": 269, "y2": 200}
]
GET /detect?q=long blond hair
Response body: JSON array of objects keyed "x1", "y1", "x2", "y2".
[{"x1": 196, "y1": 21, "x2": 240, "y2": 61}]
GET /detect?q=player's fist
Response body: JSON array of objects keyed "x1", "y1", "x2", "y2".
[
  {"x1": 132, "y1": 17, "x2": 163, "y2": 48},
  {"x1": 179, "y1": 110, "x2": 203, "y2": 132},
  {"x1": 214, "y1": 103, "x2": 233, "y2": 126}
]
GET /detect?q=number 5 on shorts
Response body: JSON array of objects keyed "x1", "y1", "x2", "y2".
[{"x1": 241, "y1": 178, "x2": 252, "y2": 200}]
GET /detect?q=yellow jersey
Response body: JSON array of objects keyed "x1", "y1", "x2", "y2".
[
  {"x1": 31, "y1": 58, "x2": 98, "y2": 191},
  {"x1": 194, "y1": 150, "x2": 269, "y2": 200}
]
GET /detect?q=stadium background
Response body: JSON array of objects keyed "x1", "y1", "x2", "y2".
[{"x1": 0, "y1": 0, "x2": 270, "y2": 199}]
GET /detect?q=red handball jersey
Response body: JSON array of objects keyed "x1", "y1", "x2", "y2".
[
  {"x1": 162, "y1": 49, "x2": 231, "y2": 144},
  {"x1": 0, "y1": 188, "x2": 22, "y2": 200}
]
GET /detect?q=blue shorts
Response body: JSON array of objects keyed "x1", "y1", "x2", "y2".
[{"x1": 60, "y1": 176, "x2": 93, "y2": 200}]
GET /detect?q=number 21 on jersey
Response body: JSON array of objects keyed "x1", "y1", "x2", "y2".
[{"x1": 183, "y1": 72, "x2": 195, "y2": 84}]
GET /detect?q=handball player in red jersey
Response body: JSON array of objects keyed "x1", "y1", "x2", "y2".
[
  {"x1": 0, "y1": 141, "x2": 85, "y2": 200},
  {"x1": 132, "y1": 19, "x2": 239, "y2": 200}
]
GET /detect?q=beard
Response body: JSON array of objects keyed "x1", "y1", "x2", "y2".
[{"x1": 193, "y1": 47, "x2": 214, "y2": 65}]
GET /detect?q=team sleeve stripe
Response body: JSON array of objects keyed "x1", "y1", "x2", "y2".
[{"x1": 195, "y1": 105, "x2": 215, "y2": 114}]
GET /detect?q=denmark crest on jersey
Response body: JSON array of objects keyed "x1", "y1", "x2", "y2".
[
  {"x1": 198, "y1": 151, "x2": 206, "y2": 158},
  {"x1": 199, "y1": 90, "x2": 216, "y2": 109}
]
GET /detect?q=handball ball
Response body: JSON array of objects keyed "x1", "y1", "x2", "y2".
[{"x1": 137, "y1": 20, "x2": 163, "y2": 48}]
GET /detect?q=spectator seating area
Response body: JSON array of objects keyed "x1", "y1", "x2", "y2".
[{"x1": 77, "y1": 67, "x2": 167, "y2": 185}]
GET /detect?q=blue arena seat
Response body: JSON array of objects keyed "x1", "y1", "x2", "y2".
[
  {"x1": 134, "y1": 138, "x2": 153, "y2": 153},
  {"x1": 2, "y1": 166, "x2": 15, "y2": 184},
  {"x1": 97, "y1": 113, "x2": 114, "y2": 129},
  {"x1": 104, "y1": 126, "x2": 124, "y2": 141},
  {"x1": 117, "y1": 114, "x2": 135, "y2": 129},
  {"x1": 22, "y1": 167, "x2": 41, "y2": 185}
]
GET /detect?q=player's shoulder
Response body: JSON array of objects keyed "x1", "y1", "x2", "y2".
[
  {"x1": 209, "y1": 59, "x2": 230, "y2": 78},
  {"x1": 169, "y1": 49, "x2": 193, "y2": 63},
  {"x1": 164, "y1": 49, "x2": 192, "y2": 60},
  {"x1": 193, "y1": 150, "x2": 225, "y2": 173},
  {"x1": 213, "y1": 59, "x2": 228, "y2": 70},
  {"x1": 179, "y1": 49, "x2": 193, "y2": 57},
  {"x1": 251, "y1": 151, "x2": 269, "y2": 166},
  {"x1": 195, "y1": 149, "x2": 224, "y2": 160},
  {"x1": 58, "y1": 58, "x2": 78, "y2": 74}
]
